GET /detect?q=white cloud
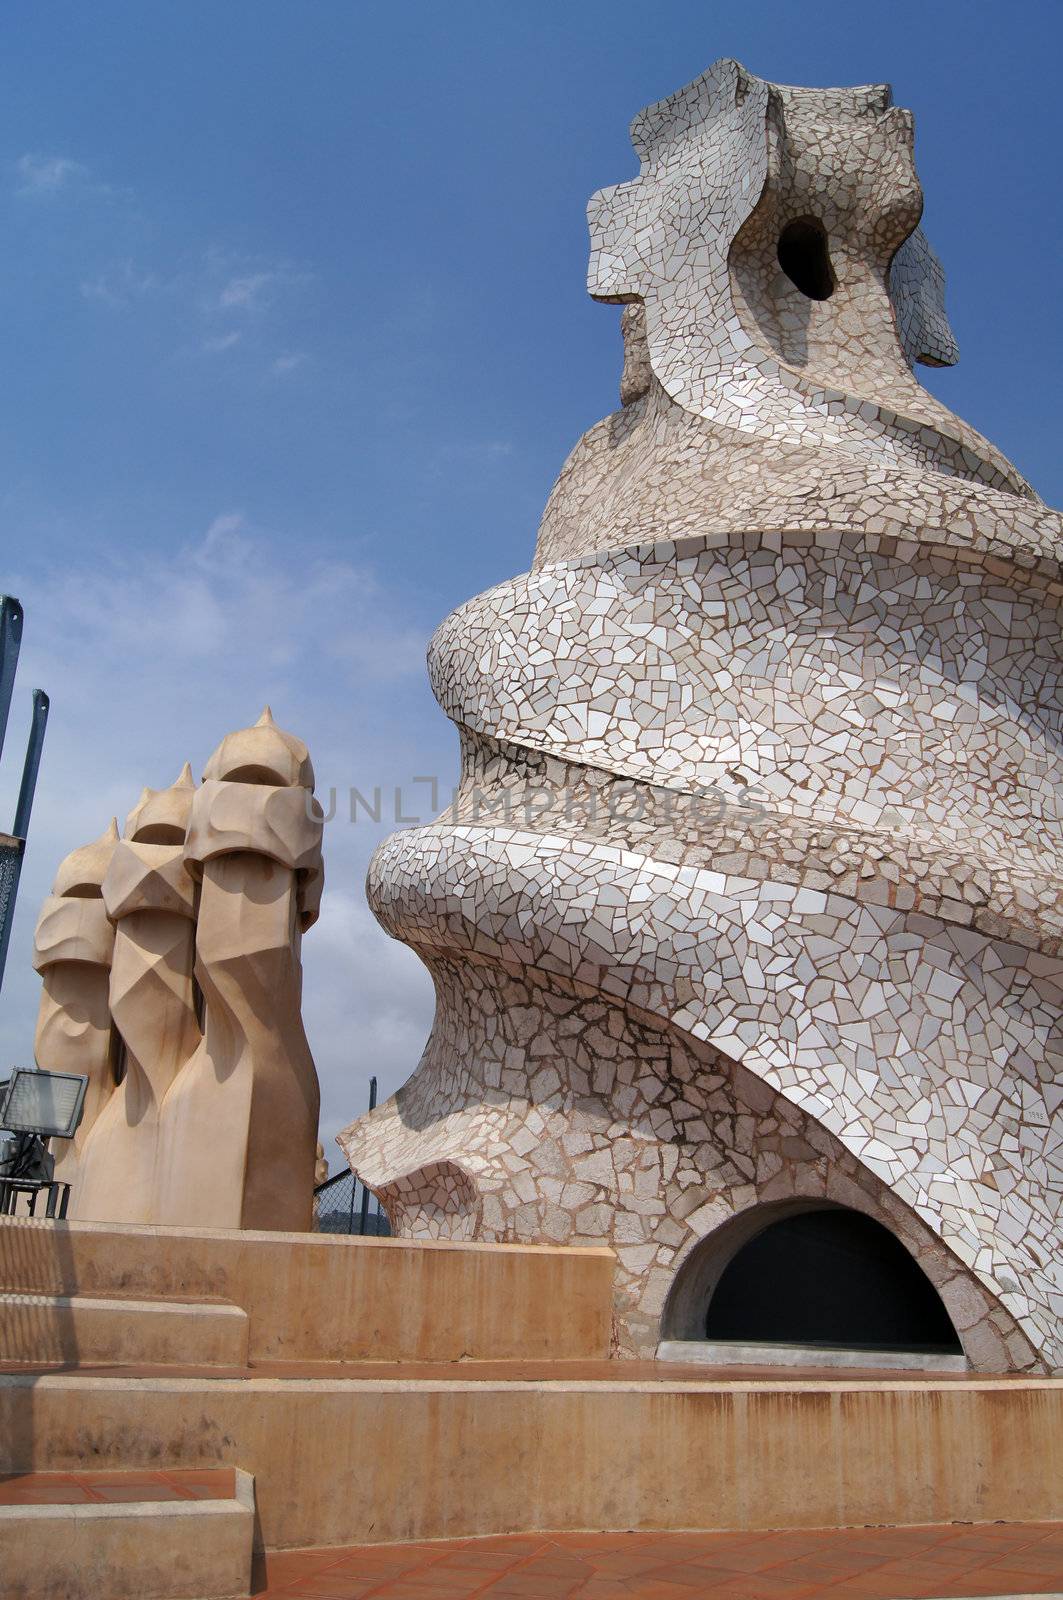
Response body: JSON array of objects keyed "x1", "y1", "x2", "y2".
[
  {"x1": 80, "y1": 260, "x2": 159, "y2": 308},
  {"x1": 218, "y1": 270, "x2": 279, "y2": 311},
  {"x1": 78, "y1": 247, "x2": 316, "y2": 376},
  {"x1": 204, "y1": 252, "x2": 314, "y2": 319},
  {"x1": 15, "y1": 154, "x2": 88, "y2": 196},
  {"x1": 202, "y1": 330, "x2": 242, "y2": 353},
  {"x1": 199, "y1": 509, "x2": 250, "y2": 549}
]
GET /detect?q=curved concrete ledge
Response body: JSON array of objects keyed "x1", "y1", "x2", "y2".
[{"x1": 656, "y1": 1339, "x2": 969, "y2": 1372}]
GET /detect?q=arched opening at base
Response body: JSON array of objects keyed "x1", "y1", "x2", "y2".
[
  {"x1": 662, "y1": 1200, "x2": 965, "y2": 1365},
  {"x1": 705, "y1": 1207, "x2": 961, "y2": 1353}
]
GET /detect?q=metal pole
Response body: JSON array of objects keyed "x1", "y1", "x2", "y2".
[
  {"x1": 357, "y1": 1075, "x2": 378, "y2": 1235},
  {"x1": 13, "y1": 690, "x2": 49, "y2": 840},
  {"x1": 0, "y1": 598, "x2": 24, "y2": 769},
  {"x1": 0, "y1": 688, "x2": 49, "y2": 994}
]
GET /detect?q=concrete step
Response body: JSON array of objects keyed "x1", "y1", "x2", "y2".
[
  {"x1": 0, "y1": 1216, "x2": 614, "y2": 1363},
  {"x1": 0, "y1": 1466, "x2": 254, "y2": 1600},
  {"x1": 0, "y1": 1291, "x2": 249, "y2": 1367},
  {"x1": 3, "y1": 1366, "x2": 1061, "y2": 1550}
]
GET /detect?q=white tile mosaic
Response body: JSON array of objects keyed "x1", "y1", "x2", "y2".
[{"x1": 340, "y1": 62, "x2": 1062, "y2": 1369}]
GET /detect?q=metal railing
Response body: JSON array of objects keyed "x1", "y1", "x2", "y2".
[
  {"x1": 314, "y1": 1078, "x2": 388, "y2": 1235},
  {"x1": 314, "y1": 1168, "x2": 390, "y2": 1236}
]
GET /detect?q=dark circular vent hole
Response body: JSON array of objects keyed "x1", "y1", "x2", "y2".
[
  {"x1": 705, "y1": 1208, "x2": 962, "y2": 1353},
  {"x1": 777, "y1": 218, "x2": 835, "y2": 301}
]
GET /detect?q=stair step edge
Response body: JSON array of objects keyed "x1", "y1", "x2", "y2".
[{"x1": 0, "y1": 1293, "x2": 247, "y2": 1319}]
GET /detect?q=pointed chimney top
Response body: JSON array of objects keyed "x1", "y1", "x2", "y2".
[
  {"x1": 124, "y1": 765, "x2": 197, "y2": 843},
  {"x1": 203, "y1": 707, "x2": 314, "y2": 789},
  {"x1": 52, "y1": 818, "x2": 122, "y2": 894}
]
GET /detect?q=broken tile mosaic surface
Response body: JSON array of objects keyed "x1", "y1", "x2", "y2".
[{"x1": 340, "y1": 61, "x2": 1063, "y2": 1370}]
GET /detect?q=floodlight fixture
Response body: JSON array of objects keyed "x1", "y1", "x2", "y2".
[{"x1": 0, "y1": 1067, "x2": 88, "y2": 1139}]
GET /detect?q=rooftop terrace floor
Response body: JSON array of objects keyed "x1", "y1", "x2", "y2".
[{"x1": 253, "y1": 1525, "x2": 1063, "y2": 1599}]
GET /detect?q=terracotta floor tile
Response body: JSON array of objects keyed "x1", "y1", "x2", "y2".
[
  {"x1": 989, "y1": 1546, "x2": 1063, "y2": 1568},
  {"x1": 0, "y1": 1471, "x2": 76, "y2": 1487},
  {"x1": 585, "y1": 1556, "x2": 690, "y2": 1578},
  {"x1": 660, "y1": 1565, "x2": 753, "y2": 1586},
  {"x1": 247, "y1": 1526, "x2": 1063, "y2": 1600},
  {"x1": 283, "y1": 1587, "x2": 378, "y2": 1600},
  {"x1": 258, "y1": 1568, "x2": 324, "y2": 1589},
  {"x1": 859, "y1": 1568, "x2": 957, "y2": 1589},
  {"x1": 825, "y1": 1581, "x2": 935, "y2": 1599},
  {"x1": 356, "y1": 1587, "x2": 477, "y2": 1600},
  {"x1": 871, "y1": 1528, "x2": 946, "y2": 1541},
  {"x1": 639, "y1": 1566, "x2": 730, "y2": 1589},
  {"x1": 82, "y1": 1478, "x2": 208, "y2": 1502},
  {"x1": 477, "y1": 1579, "x2": 574, "y2": 1597},
  {"x1": 762, "y1": 1559, "x2": 873, "y2": 1584},
  {"x1": 821, "y1": 1559, "x2": 898, "y2": 1575},
  {"x1": 0, "y1": 1484, "x2": 93, "y2": 1504},
  {"x1": 703, "y1": 1580, "x2": 819, "y2": 1600},
  {"x1": 519, "y1": 1554, "x2": 591, "y2": 1572},
  {"x1": 428, "y1": 1551, "x2": 527, "y2": 1572},
  {"x1": 472, "y1": 1538, "x2": 547, "y2": 1552},
  {"x1": 408, "y1": 1562, "x2": 488, "y2": 1577},
  {"x1": 406, "y1": 1574, "x2": 493, "y2": 1587},
  {"x1": 571, "y1": 1579, "x2": 655, "y2": 1591},
  {"x1": 622, "y1": 1584, "x2": 710, "y2": 1597},
  {"x1": 907, "y1": 1548, "x2": 985, "y2": 1569},
  {"x1": 690, "y1": 1546, "x2": 810, "y2": 1575},
  {"x1": 564, "y1": 1585, "x2": 654, "y2": 1599},
  {"x1": 756, "y1": 1536, "x2": 848, "y2": 1562},
  {"x1": 296, "y1": 1580, "x2": 392, "y2": 1593},
  {"x1": 291, "y1": 1555, "x2": 371, "y2": 1577},
  {"x1": 550, "y1": 1533, "x2": 655, "y2": 1550},
  {"x1": 287, "y1": 1579, "x2": 384, "y2": 1593},
  {"x1": 343, "y1": 1557, "x2": 432, "y2": 1574},
  {"x1": 77, "y1": 1470, "x2": 170, "y2": 1486},
  {"x1": 401, "y1": 1575, "x2": 492, "y2": 1593},
  {"x1": 822, "y1": 1533, "x2": 895, "y2": 1549},
  {"x1": 331, "y1": 1559, "x2": 427, "y2": 1575},
  {"x1": 971, "y1": 1567, "x2": 1063, "y2": 1586},
  {"x1": 937, "y1": 1539, "x2": 1017, "y2": 1559},
  {"x1": 343, "y1": 1581, "x2": 450, "y2": 1597}
]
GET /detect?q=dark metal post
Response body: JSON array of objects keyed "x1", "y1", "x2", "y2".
[
  {"x1": 0, "y1": 598, "x2": 24, "y2": 768},
  {"x1": 357, "y1": 1075, "x2": 378, "y2": 1235},
  {"x1": 0, "y1": 602, "x2": 49, "y2": 994},
  {"x1": 13, "y1": 689, "x2": 49, "y2": 841}
]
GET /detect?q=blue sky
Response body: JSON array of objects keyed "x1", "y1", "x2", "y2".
[{"x1": 0, "y1": 0, "x2": 1060, "y2": 1164}]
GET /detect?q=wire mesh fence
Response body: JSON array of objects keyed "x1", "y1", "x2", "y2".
[{"x1": 313, "y1": 1168, "x2": 390, "y2": 1235}]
